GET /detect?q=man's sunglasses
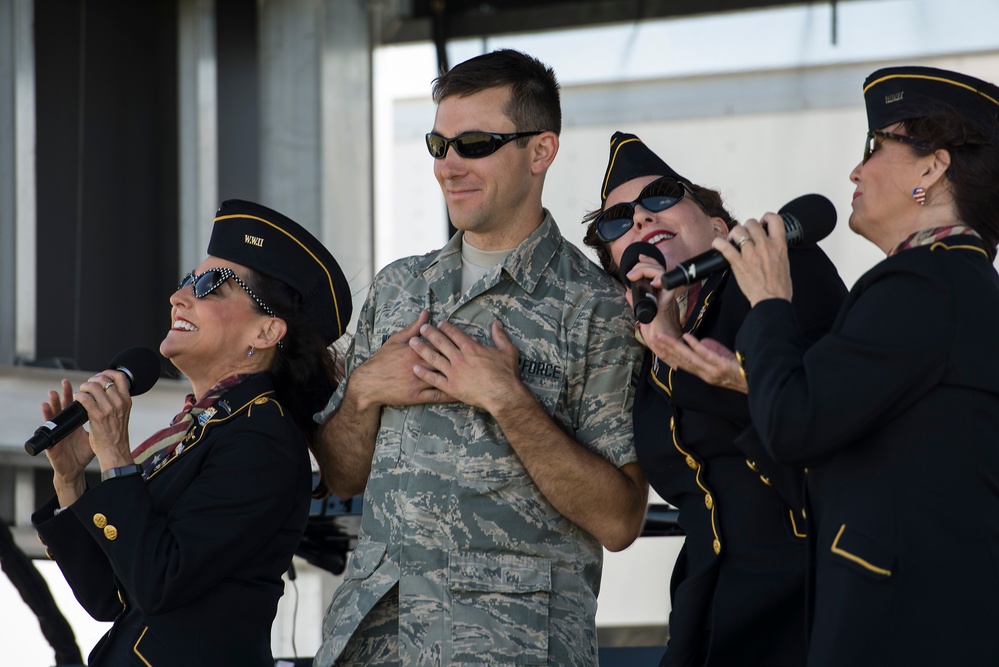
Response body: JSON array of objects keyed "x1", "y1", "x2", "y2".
[
  {"x1": 863, "y1": 129, "x2": 931, "y2": 164},
  {"x1": 595, "y1": 176, "x2": 701, "y2": 243},
  {"x1": 425, "y1": 130, "x2": 545, "y2": 159},
  {"x1": 178, "y1": 268, "x2": 276, "y2": 318}
]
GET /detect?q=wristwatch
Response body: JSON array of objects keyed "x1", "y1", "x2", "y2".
[{"x1": 100, "y1": 464, "x2": 143, "y2": 482}]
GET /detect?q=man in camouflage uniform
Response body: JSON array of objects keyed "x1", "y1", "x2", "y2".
[{"x1": 313, "y1": 49, "x2": 647, "y2": 667}]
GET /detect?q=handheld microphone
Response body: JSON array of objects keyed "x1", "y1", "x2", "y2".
[
  {"x1": 662, "y1": 193, "x2": 837, "y2": 290},
  {"x1": 25, "y1": 346, "x2": 161, "y2": 456},
  {"x1": 619, "y1": 242, "x2": 667, "y2": 324}
]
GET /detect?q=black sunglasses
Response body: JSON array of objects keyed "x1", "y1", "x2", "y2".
[
  {"x1": 425, "y1": 130, "x2": 545, "y2": 159},
  {"x1": 863, "y1": 129, "x2": 932, "y2": 163},
  {"x1": 595, "y1": 176, "x2": 701, "y2": 243},
  {"x1": 178, "y1": 268, "x2": 276, "y2": 318}
]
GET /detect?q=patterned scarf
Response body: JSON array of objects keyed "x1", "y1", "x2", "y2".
[
  {"x1": 131, "y1": 375, "x2": 249, "y2": 479},
  {"x1": 888, "y1": 225, "x2": 981, "y2": 256}
]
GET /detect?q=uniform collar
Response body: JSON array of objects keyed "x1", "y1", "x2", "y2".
[
  {"x1": 423, "y1": 209, "x2": 561, "y2": 296},
  {"x1": 888, "y1": 224, "x2": 982, "y2": 257}
]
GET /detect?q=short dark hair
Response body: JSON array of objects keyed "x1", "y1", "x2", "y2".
[
  {"x1": 582, "y1": 183, "x2": 737, "y2": 277},
  {"x1": 432, "y1": 49, "x2": 561, "y2": 141},
  {"x1": 903, "y1": 113, "x2": 999, "y2": 259}
]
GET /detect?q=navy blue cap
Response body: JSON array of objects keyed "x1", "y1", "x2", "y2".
[
  {"x1": 600, "y1": 132, "x2": 687, "y2": 203},
  {"x1": 208, "y1": 199, "x2": 352, "y2": 344},
  {"x1": 863, "y1": 66, "x2": 999, "y2": 143}
]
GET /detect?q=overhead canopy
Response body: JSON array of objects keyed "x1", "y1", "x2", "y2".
[{"x1": 375, "y1": 0, "x2": 835, "y2": 45}]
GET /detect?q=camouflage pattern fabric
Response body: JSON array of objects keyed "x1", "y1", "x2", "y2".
[
  {"x1": 336, "y1": 584, "x2": 400, "y2": 666},
  {"x1": 315, "y1": 213, "x2": 642, "y2": 666}
]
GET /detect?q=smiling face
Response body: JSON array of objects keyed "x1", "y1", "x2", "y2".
[
  {"x1": 431, "y1": 85, "x2": 551, "y2": 250},
  {"x1": 604, "y1": 175, "x2": 729, "y2": 272},
  {"x1": 159, "y1": 256, "x2": 274, "y2": 395}
]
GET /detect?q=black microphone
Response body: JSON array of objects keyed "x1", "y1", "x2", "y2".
[
  {"x1": 25, "y1": 346, "x2": 161, "y2": 456},
  {"x1": 619, "y1": 242, "x2": 667, "y2": 324},
  {"x1": 662, "y1": 193, "x2": 838, "y2": 290}
]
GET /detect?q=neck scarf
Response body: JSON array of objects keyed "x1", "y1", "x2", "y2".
[
  {"x1": 888, "y1": 224, "x2": 981, "y2": 256},
  {"x1": 131, "y1": 375, "x2": 249, "y2": 479}
]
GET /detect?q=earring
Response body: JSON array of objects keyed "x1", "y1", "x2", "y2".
[
  {"x1": 912, "y1": 187, "x2": 927, "y2": 206},
  {"x1": 247, "y1": 346, "x2": 255, "y2": 358}
]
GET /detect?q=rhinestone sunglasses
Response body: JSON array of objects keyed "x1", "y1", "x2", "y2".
[{"x1": 178, "y1": 268, "x2": 276, "y2": 318}]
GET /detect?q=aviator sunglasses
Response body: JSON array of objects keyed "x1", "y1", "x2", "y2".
[
  {"x1": 178, "y1": 268, "x2": 276, "y2": 318},
  {"x1": 595, "y1": 176, "x2": 702, "y2": 243},
  {"x1": 863, "y1": 129, "x2": 931, "y2": 164},
  {"x1": 425, "y1": 130, "x2": 545, "y2": 159}
]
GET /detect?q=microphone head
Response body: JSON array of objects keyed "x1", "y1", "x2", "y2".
[
  {"x1": 778, "y1": 193, "x2": 837, "y2": 247},
  {"x1": 619, "y1": 241, "x2": 666, "y2": 287},
  {"x1": 107, "y1": 347, "x2": 161, "y2": 396}
]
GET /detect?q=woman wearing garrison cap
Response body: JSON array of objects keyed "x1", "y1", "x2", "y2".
[
  {"x1": 583, "y1": 133, "x2": 847, "y2": 666},
  {"x1": 31, "y1": 200, "x2": 352, "y2": 666},
  {"x1": 713, "y1": 67, "x2": 999, "y2": 665}
]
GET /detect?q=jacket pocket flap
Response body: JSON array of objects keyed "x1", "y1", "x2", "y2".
[
  {"x1": 829, "y1": 523, "x2": 894, "y2": 578},
  {"x1": 448, "y1": 551, "x2": 552, "y2": 593},
  {"x1": 344, "y1": 540, "x2": 387, "y2": 580}
]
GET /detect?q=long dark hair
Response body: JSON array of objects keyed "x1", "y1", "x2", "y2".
[
  {"x1": 903, "y1": 113, "x2": 999, "y2": 259},
  {"x1": 244, "y1": 269, "x2": 344, "y2": 497}
]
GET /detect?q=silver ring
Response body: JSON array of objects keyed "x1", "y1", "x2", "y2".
[
  {"x1": 103, "y1": 380, "x2": 115, "y2": 391},
  {"x1": 737, "y1": 236, "x2": 753, "y2": 249}
]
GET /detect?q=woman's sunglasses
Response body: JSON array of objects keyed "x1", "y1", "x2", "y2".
[
  {"x1": 595, "y1": 176, "x2": 699, "y2": 243},
  {"x1": 863, "y1": 129, "x2": 931, "y2": 164},
  {"x1": 425, "y1": 130, "x2": 545, "y2": 159},
  {"x1": 178, "y1": 268, "x2": 276, "y2": 318}
]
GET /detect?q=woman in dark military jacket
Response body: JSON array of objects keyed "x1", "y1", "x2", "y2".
[
  {"x1": 583, "y1": 133, "x2": 847, "y2": 667},
  {"x1": 32, "y1": 200, "x2": 352, "y2": 666},
  {"x1": 715, "y1": 67, "x2": 999, "y2": 666}
]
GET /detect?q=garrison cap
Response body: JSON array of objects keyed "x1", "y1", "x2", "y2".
[
  {"x1": 863, "y1": 66, "x2": 999, "y2": 143},
  {"x1": 600, "y1": 131, "x2": 687, "y2": 203},
  {"x1": 208, "y1": 199, "x2": 352, "y2": 344}
]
